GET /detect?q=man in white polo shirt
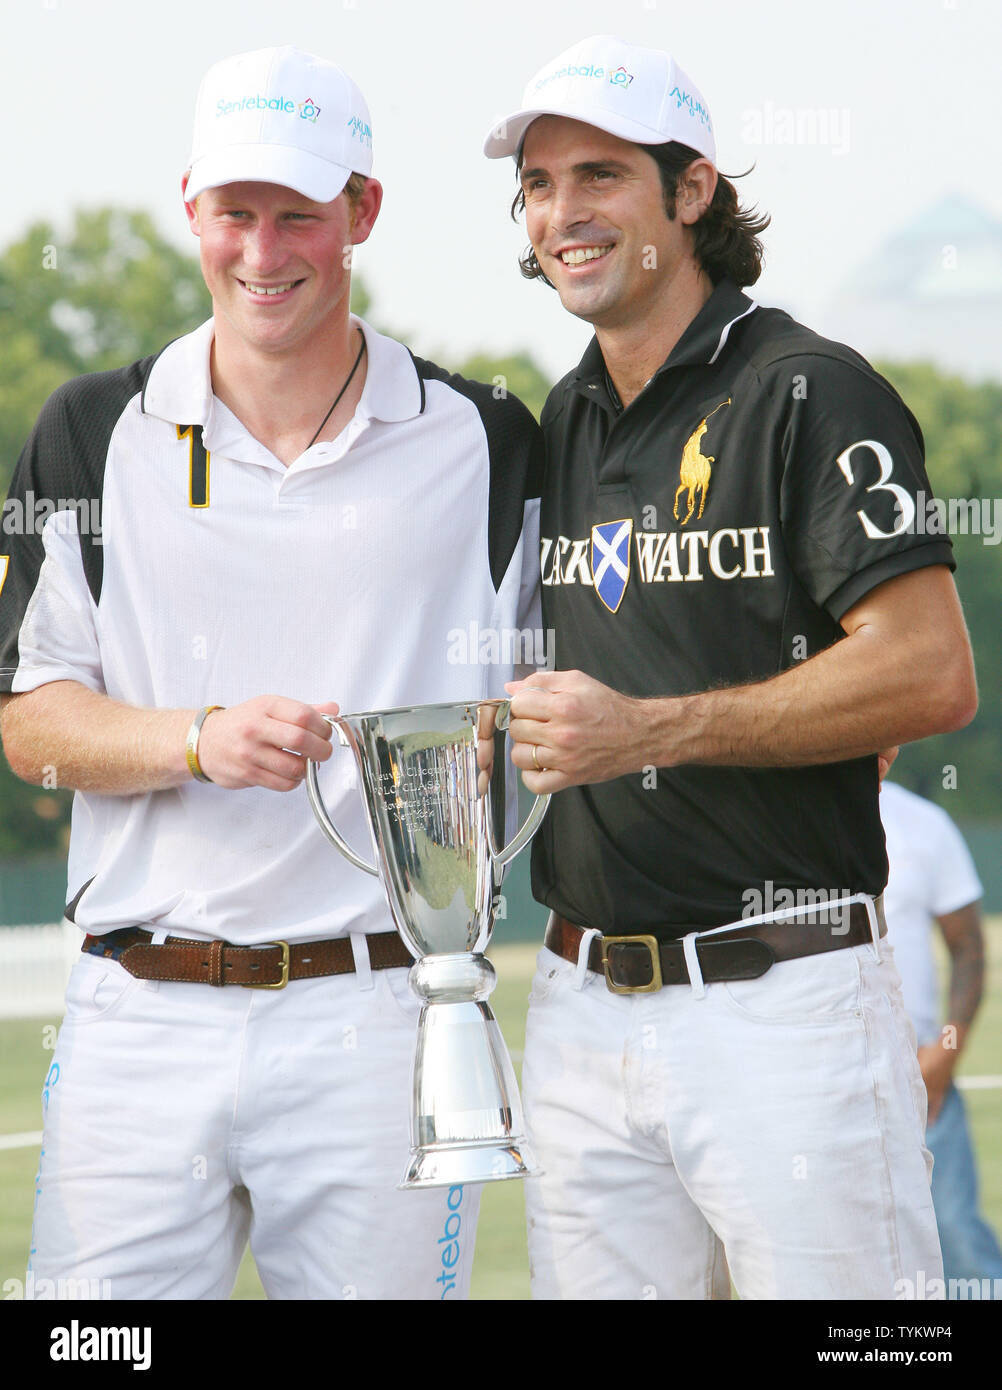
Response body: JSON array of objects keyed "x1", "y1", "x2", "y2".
[{"x1": 0, "y1": 46, "x2": 542, "y2": 1300}]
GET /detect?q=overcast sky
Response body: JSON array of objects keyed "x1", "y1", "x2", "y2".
[{"x1": 4, "y1": 0, "x2": 1000, "y2": 379}]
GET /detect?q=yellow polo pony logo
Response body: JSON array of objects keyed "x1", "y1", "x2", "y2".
[{"x1": 673, "y1": 398, "x2": 731, "y2": 524}]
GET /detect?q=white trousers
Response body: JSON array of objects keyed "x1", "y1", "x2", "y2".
[
  {"x1": 523, "y1": 929, "x2": 943, "y2": 1300},
  {"x1": 29, "y1": 947, "x2": 478, "y2": 1300}
]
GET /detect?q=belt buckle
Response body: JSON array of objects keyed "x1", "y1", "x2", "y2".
[
  {"x1": 244, "y1": 940, "x2": 290, "y2": 990},
  {"x1": 600, "y1": 934, "x2": 662, "y2": 994}
]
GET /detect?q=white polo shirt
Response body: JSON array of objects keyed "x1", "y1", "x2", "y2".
[
  {"x1": 880, "y1": 780, "x2": 983, "y2": 1046},
  {"x1": 1, "y1": 317, "x2": 542, "y2": 944}
]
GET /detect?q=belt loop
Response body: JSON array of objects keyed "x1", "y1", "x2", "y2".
[
  {"x1": 864, "y1": 895, "x2": 882, "y2": 963},
  {"x1": 350, "y1": 932, "x2": 374, "y2": 991},
  {"x1": 142, "y1": 928, "x2": 168, "y2": 991},
  {"x1": 207, "y1": 939, "x2": 225, "y2": 988},
  {"x1": 573, "y1": 928, "x2": 601, "y2": 991},
  {"x1": 682, "y1": 932, "x2": 706, "y2": 1000}
]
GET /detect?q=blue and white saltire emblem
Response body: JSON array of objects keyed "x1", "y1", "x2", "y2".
[{"x1": 590, "y1": 519, "x2": 633, "y2": 613}]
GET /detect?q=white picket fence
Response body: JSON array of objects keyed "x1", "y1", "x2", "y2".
[{"x1": 0, "y1": 921, "x2": 78, "y2": 1018}]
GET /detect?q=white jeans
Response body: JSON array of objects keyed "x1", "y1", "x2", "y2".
[
  {"x1": 29, "y1": 946, "x2": 478, "y2": 1300},
  {"x1": 522, "y1": 930, "x2": 942, "y2": 1300}
]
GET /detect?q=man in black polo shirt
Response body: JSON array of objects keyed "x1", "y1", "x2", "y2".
[{"x1": 485, "y1": 35, "x2": 977, "y2": 1299}]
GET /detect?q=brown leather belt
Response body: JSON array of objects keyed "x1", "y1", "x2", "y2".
[
  {"x1": 545, "y1": 900, "x2": 885, "y2": 994},
  {"x1": 81, "y1": 927, "x2": 413, "y2": 989}
]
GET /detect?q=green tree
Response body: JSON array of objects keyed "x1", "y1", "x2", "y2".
[
  {"x1": 0, "y1": 210, "x2": 212, "y2": 493},
  {"x1": 448, "y1": 351, "x2": 552, "y2": 421},
  {"x1": 0, "y1": 210, "x2": 216, "y2": 857}
]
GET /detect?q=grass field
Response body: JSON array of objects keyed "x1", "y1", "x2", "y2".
[{"x1": 1, "y1": 929, "x2": 1000, "y2": 1300}]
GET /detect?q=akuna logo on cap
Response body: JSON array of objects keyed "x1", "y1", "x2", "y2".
[
  {"x1": 669, "y1": 86, "x2": 712, "y2": 130},
  {"x1": 347, "y1": 114, "x2": 372, "y2": 147}
]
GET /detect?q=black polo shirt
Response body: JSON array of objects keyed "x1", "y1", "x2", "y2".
[{"x1": 532, "y1": 279, "x2": 955, "y2": 935}]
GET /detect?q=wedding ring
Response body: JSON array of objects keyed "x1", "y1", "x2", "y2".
[{"x1": 532, "y1": 744, "x2": 542, "y2": 771}]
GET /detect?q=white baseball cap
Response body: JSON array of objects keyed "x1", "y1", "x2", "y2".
[
  {"x1": 483, "y1": 34, "x2": 715, "y2": 164},
  {"x1": 185, "y1": 46, "x2": 373, "y2": 204}
]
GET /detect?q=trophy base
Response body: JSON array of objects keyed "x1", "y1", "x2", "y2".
[{"x1": 399, "y1": 1140, "x2": 539, "y2": 1190}]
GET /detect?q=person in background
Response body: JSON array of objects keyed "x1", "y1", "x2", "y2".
[{"x1": 880, "y1": 774, "x2": 1002, "y2": 1298}]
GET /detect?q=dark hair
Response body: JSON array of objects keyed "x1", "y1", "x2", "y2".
[{"x1": 510, "y1": 140, "x2": 770, "y2": 289}]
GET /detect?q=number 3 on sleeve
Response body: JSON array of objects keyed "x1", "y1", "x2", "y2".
[{"x1": 836, "y1": 439, "x2": 916, "y2": 540}]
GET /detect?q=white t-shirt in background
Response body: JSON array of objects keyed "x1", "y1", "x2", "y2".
[{"x1": 879, "y1": 780, "x2": 983, "y2": 1047}]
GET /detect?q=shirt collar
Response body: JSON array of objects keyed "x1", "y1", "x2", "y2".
[
  {"x1": 140, "y1": 319, "x2": 215, "y2": 426},
  {"x1": 140, "y1": 314, "x2": 425, "y2": 430},
  {"x1": 352, "y1": 316, "x2": 425, "y2": 423},
  {"x1": 570, "y1": 278, "x2": 758, "y2": 394}
]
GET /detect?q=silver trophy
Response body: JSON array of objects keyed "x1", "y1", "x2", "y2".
[{"x1": 305, "y1": 698, "x2": 549, "y2": 1189}]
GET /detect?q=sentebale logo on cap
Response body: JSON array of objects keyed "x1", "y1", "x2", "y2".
[
  {"x1": 216, "y1": 95, "x2": 323, "y2": 121},
  {"x1": 534, "y1": 64, "x2": 635, "y2": 93}
]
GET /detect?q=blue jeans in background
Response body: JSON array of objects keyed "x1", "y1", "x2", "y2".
[{"x1": 928, "y1": 1082, "x2": 1002, "y2": 1298}]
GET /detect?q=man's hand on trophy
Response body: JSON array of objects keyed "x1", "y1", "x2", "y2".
[
  {"x1": 505, "y1": 670, "x2": 646, "y2": 792},
  {"x1": 195, "y1": 695, "x2": 340, "y2": 792}
]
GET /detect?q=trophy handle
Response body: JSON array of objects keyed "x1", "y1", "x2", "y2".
[
  {"x1": 489, "y1": 700, "x2": 551, "y2": 868},
  {"x1": 305, "y1": 714, "x2": 379, "y2": 877}
]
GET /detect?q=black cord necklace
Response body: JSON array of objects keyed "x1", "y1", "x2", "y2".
[{"x1": 305, "y1": 328, "x2": 367, "y2": 449}]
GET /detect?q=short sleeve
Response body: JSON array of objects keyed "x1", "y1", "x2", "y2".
[
  {"x1": 1, "y1": 380, "x2": 112, "y2": 694},
  {"x1": 929, "y1": 810, "x2": 983, "y2": 917},
  {"x1": 7, "y1": 517, "x2": 104, "y2": 693},
  {"x1": 776, "y1": 354, "x2": 955, "y2": 621}
]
